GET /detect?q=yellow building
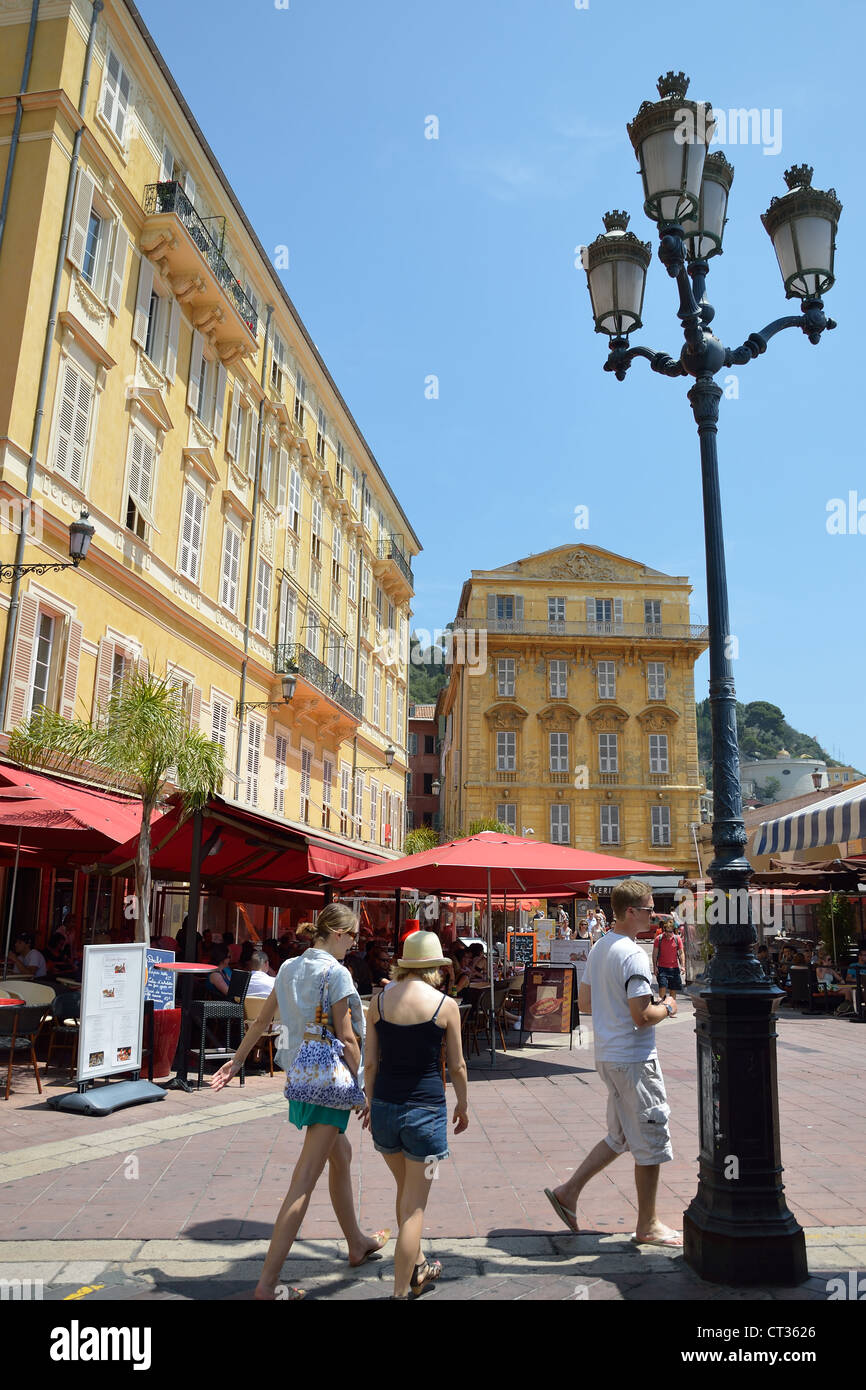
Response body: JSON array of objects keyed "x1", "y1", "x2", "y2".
[
  {"x1": 437, "y1": 545, "x2": 708, "y2": 872},
  {"x1": 0, "y1": 0, "x2": 417, "y2": 863}
]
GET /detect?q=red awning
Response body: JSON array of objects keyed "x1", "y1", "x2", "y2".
[
  {"x1": 0, "y1": 763, "x2": 151, "y2": 852},
  {"x1": 101, "y1": 794, "x2": 388, "y2": 887}
]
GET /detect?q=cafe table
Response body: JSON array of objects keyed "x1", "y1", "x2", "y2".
[
  {"x1": 152, "y1": 962, "x2": 215, "y2": 1091},
  {"x1": 0, "y1": 997, "x2": 22, "y2": 1006}
]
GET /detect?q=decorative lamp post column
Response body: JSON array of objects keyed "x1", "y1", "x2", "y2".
[{"x1": 582, "y1": 72, "x2": 841, "y2": 1286}]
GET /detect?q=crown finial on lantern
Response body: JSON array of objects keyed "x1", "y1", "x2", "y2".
[
  {"x1": 784, "y1": 164, "x2": 813, "y2": 190},
  {"x1": 602, "y1": 210, "x2": 630, "y2": 233},
  {"x1": 657, "y1": 71, "x2": 689, "y2": 100}
]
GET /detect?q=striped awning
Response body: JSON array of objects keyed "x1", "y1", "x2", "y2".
[{"x1": 754, "y1": 782, "x2": 866, "y2": 856}]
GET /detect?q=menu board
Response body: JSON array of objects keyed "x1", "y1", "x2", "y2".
[
  {"x1": 78, "y1": 944, "x2": 146, "y2": 1082},
  {"x1": 145, "y1": 947, "x2": 176, "y2": 1011},
  {"x1": 521, "y1": 965, "x2": 577, "y2": 1035},
  {"x1": 534, "y1": 918, "x2": 557, "y2": 958},
  {"x1": 550, "y1": 937, "x2": 591, "y2": 984},
  {"x1": 507, "y1": 932, "x2": 537, "y2": 967}
]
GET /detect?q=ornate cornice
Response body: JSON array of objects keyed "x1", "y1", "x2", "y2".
[
  {"x1": 585, "y1": 703, "x2": 629, "y2": 727},
  {"x1": 636, "y1": 705, "x2": 679, "y2": 730},
  {"x1": 484, "y1": 701, "x2": 530, "y2": 728},
  {"x1": 537, "y1": 702, "x2": 582, "y2": 728}
]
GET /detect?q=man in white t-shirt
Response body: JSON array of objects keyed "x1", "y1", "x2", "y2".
[
  {"x1": 7, "y1": 932, "x2": 47, "y2": 979},
  {"x1": 543, "y1": 879, "x2": 681, "y2": 1247},
  {"x1": 245, "y1": 950, "x2": 276, "y2": 1000}
]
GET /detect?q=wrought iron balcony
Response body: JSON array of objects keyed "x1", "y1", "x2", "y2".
[
  {"x1": 455, "y1": 617, "x2": 708, "y2": 642},
  {"x1": 143, "y1": 182, "x2": 258, "y2": 341},
  {"x1": 375, "y1": 534, "x2": 413, "y2": 589},
  {"x1": 274, "y1": 642, "x2": 363, "y2": 721}
]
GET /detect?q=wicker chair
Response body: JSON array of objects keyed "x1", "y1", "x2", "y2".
[
  {"x1": 243, "y1": 994, "x2": 280, "y2": 1076},
  {"x1": 469, "y1": 983, "x2": 511, "y2": 1055},
  {"x1": 189, "y1": 970, "x2": 251, "y2": 1089},
  {"x1": 0, "y1": 1004, "x2": 46, "y2": 1100},
  {"x1": 45, "y1": 991, "x2": 82, "y2": 1079}
]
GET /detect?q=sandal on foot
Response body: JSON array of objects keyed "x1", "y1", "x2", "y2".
[
  {"x1": 349, "y1": 1228, "x2": 392, "y2": 1267},
  {"x1": 543, "y1": 1188, "x2": 579, "y2": 1235},
  {"x1": 410, "y1": 1258, "x2": 442, "y2": 1296}
]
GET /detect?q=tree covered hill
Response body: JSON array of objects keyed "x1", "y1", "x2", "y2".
[{"x1": 697, "y1": 699, "x2": 836, "y2": 784}]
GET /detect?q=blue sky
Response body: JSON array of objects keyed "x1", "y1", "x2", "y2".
[{"x1": 141, "y1": 0, "x2": 864, "y2": 768}]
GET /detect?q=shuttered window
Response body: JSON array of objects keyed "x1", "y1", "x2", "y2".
[
  {"x1": 549, "y1": 732, "x2": 569, "y2": 772},
  {"x1": 550, "y1": 804, "x2": 570, "y2": 845},
  {"x1": 53, "y1": 359, "x2": 94, "y2": 486},
  {"x1": 211, "y1": 699, "x2": 229, "y2": 751},
  {"x1": 178, "y1": 484, "x2": 205, "y2": 582},
  {"x1": 497, "y1": 659, "x2": 515, "y2": 697},
  {"x1": 599, "y1": 733, "x2": 618, "y2": 773},
  {"x1": 651, "y1": 805, "x2": 671, "y2": 846},
  {"x1": 299, "y1": 746, "x2": 312, "y2": 822},
  {"x1": 322, "y1": 757, "x2": 333, "y2": 829},
  {"x1": 254, "y1": 557, "x2": 272, "y2": 636},
  {"x1": 597, "y1": 661, "x2": 616, "y2": 700},
  {"x1": 274, "y1": 733, "x2": 288, "y2": 814},
  {"x1": 100, "y1": 49, "x2": 131, "y2": 143},
  {"x1": 220, "y1": 523, "x2": 241, "y2": 612},
  {"x1": 126, "y1": 428, "x2": 157, "y2": 539},
  {"x1": 649, "y1": 734, "x2": 669, "y2": 774},
  {"x1": 288, "y1": 467, "x2": 302, "y2": 534},
  {"x1": 601, "y1": 805, "x2": 620, "y2": 844},
  {"x1": 245, "y1": 719, "x2": 263, "y2": 804},
  {"x1": 647, "y1": 662, "x2": 666, "y2": 700},
  {"x1": 496, "y1": 731, "x2": 516, "y2": 770},
  {"x1": 549, "y1": 660, "x2": 568, "y2": 699},
  {"x1": 277, "y1": 579, "x2": 297, "y2": 647}
]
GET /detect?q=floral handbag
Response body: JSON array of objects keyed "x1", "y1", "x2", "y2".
[{"x1": 283, "y1": 966, "x2": 365, "y2": 1110}]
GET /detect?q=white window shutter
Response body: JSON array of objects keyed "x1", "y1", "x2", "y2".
[
  {"x1": 514, "y1": 595, "x2": 524, "y2": 623},
  {"x1": 183, "y1": 171, "x2": 196, "y2": 206},
  {"x1": 59, "y1": 619, "x2": 83, "y2": 720},
  {"x1": 487, "y1": 594, "x2": 496, "y2": 622},
  {"x1": 277, "y1": 448, "x2": 289, "y2": 512},
  {"x1": 68, "y1": 169, "x2": 96, "y2": 270},
  {"x1": 213, "y1": 364, "x2": 227, "y2": 441},
  {"x1": 248, "y1": 410, "x2": 258, "y2": 475},
  {"x1": 106, "y1": 223, "x2": 129, "y2": 316},
  {"x1": 54, "y1": 360, "x2": 92, "y2": 486},
  {"x1": 586, "y1": 597, "x2": 595, "y2": 624},
  {"x1": 160, "y1": 142, "x2": 174, "y2": 182},
  {"x1": 92, "y1": 636, "x2": 116, "y2": 722},
  {"x1": 226, "y1": 386, "x2": 239, "y2": 458},
  {"x1": 189, "y1": 685, "x2": 202, "y2": 729},
  {"x1": 187, "y1": 330, "x2": 204, "y2": 413},
  {"x1": 132, "y1": 257, "x2": 154, "y2": 347},
  {"x1": 7, "y1": 593, "x2": 40, "y2": 730},
  {"x1": 614, "y1": 598, "x2": 623, "y2": 624}
]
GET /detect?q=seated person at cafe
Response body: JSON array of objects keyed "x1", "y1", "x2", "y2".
[
  {"x1": 365, "y1": 938, "x2": 393, "y2": 989},
  {"x1": 345, "y1": 945, "x2": 373, "y2": 995},
  {"x1": 44, "y1": 931, "x2": 73, "y2": 976},
  {"x1": 448, "y1": 947, "x2": 472, "y2": 998},
  {"x1": 7, "y1": 930, "x2": 47, "y2": 979},
  {"x1": 206, "y1": 944, "x2": 233, "y2": 997},
  {"x1": 466, "y1": 941, "x2": 487, "y2": 979},
  {"x1": 845, "y1": 945, "x2": 866, "y2": 984},
  {"x1": 756, "y1": 944, "x2": 774, "y2": 978},
  {"x1": 245, "y1": 950, "x2": 275, "y2": 999},
  {"x1": 814, "y1": 951, "x2": 846, "y2": 992}
]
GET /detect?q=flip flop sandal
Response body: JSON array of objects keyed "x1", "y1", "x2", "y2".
[
  {"x1": 543, "y1": 1188, "x2": 580, "y2": 1234},
  {"x1": 410, "y1": 1258, "x2": 442, "y2": 1296},
  {"x1": 630, "y1": 1232, "x2": 683, "y2": 1248},
  {"x1": 349, "y1": 1228, "x2": 392, "y2": 1267}
]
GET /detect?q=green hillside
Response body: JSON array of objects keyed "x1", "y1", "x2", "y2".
[{"x1": 697, "y1": 700, "x2": 837, "y2": 789}]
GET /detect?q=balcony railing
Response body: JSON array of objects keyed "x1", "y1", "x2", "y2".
[
  {"x1": 496, "y1": 769, "x2": 517, "y2": 782},
  {"x1": 598, "y1": 772, "x2": 620, "y2": 785},
  {"x1": 274, "y1": 643, "x2": 363, "y2": 720},
  {"x1": 649, "y1": 772, "x2": 671, "y2": 785},
  {"x1": 547, "y1": 771, "x2": 571, "y2": 783},
  {"x1": 377, "y1": 534, "x2": 413, "y2": 586},
  {"x1": 455, "y1": 618, "x2": 708, "y2": 641},
  {"x1": 143, "y1": 182, "x2": 258, "y2": 336}
]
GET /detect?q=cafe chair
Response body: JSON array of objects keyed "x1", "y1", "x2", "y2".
[
  {"x1": 469, "y1": 983, "x2": 511, "y2": 1056},
  {"x1": 243, "y1": 995, "x2": 280, "y2": 1076},
  {"x1": 4, "y1": 980, "x2": 56, "y2": 1012},
  {"x1": 0, "y1": 1005, "x2": 46, "y2": 1100},
  {"x1": 45, "y1": 991, "x2": 82, "y2": 1080},
  {"x1": 189, "y1": 970, "x2": 252, "y2": 1089}
]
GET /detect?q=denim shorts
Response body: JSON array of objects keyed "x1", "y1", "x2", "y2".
[
  {"x1": 657, "y1": 966, "x2": 683, "y2": 991},
  {"x1": 370, "y1": 1097, "x2": 449, "y2": 1163}
]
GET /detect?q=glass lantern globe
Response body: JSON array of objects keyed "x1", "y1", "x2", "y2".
[
  {"x1": 627, "y1": 72, "x2": 714, "y2": 226},
  {"x1": 681, "y1": 152, "x2": 734, "y2": 260},
  {"x1": 761, "y1": 164, "x2": 842, "y2": 299},
  {"x1": 584, "y1": 211, "x2": 651, "y2": 338}
]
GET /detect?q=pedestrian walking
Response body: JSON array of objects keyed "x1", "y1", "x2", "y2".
[
  {"x1": 211, "y1": 904, "x2": 389, "y2": 1299},
  {"x1": 543, "y1": 879, "x2": 681, "y2": 1247},
  {"x1": 363, "y1": 931, "x2": 470, "y2": 1299},
  {"x1": 652, "y1": 918, "x2": 686, "y2": 1000}
]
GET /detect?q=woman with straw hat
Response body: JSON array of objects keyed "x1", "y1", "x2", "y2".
[{"x1": 364, "y1": 930, "x2": 470, "y2": 1299}]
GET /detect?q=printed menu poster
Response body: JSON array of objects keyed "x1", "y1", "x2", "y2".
[
  {"x1": 550, "y1": 937, "x2": 591, "y2": 983},
  {"x1": 78, "y1": 944, "x2": 147, "y2": 1082},
  {"x1": 521, "y1": 965, "x2": 577, "y2": 1035},
  {"x1": 534, "y1": 918, "x2": 556, "y2": 958}
]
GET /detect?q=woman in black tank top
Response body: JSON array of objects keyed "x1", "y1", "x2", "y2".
[{"x1": 364, "y1": 932, "x2": 470, "y2": 1299}]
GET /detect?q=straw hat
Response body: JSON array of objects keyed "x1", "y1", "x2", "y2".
[{"x1": 397, "y1": 930, "x2": 450, "y2": 968}]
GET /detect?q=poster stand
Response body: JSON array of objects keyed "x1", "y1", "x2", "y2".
[{"x1": 518, "y1": 963, "x2": 581, "y2": 1050}]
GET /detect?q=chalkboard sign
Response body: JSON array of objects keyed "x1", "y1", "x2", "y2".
[
  {"x1": 145, "y1": 948, "x2": 176, "y2": 1011},
  {"x1": 507, "y1": 932, "x2": 536, "y2": 967}
]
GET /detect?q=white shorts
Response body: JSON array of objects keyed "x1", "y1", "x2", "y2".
[{"x1": 596, "y1": 1057, "x2": 674, "y2": 1166}]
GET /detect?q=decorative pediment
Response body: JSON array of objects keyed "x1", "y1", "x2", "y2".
[
  {"x1": 484, "y1": 701, "x2": 529, "y2": 729},
  {"x1": 537, "y1": 702, "x2": 581, "y2": 728},
  {"x1": 636, "y1": 705, "x2": 679, "y2": 731},
  {"x1": 127, "y1": 384, "x2": 173, "y2": 433},
  {"x1": 586, "y1": 703, "x2": 629, "y2": 728},
  {"x1": 221, "y1": 489, "x2": 253, "y2": 534},
  {"x1": 58, "y1": 312, "x2": 116, "y2": 372},
  {"x1": 487, "y1": 544, "x2": 674, "y2": 583},
  {"x1": 182, "y1": 447, "x2": 220, "y2": 487}
]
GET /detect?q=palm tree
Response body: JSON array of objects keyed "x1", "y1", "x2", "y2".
[{"x1": 8, "y1": 670, "x2": 224, "y2": 943}]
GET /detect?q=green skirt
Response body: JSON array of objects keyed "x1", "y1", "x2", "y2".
[{"x1": 288, "y1": 1100, "x2": 350, "y2": 1133}]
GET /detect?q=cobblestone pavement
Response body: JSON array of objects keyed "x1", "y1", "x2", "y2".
[{"x1": 0, "y1": 1000, "x2": 863, "y2": 1300}]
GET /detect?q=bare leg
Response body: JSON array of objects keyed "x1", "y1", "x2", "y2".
[
  {"x1": 634, "y1": 1162, "x2": 679, "y2": 1242},
  {"x1": 384, "y1": 1152, "x2": 435, "y2": 1298},
  {"x1": 553, "y1": 1138, "x2": 620, "y2": 1218},
  {"x1": 389, "y1": 1145, "x2": 425, "y2": 1271},
  {"x1": 327, "y1": 1132, "x2": 387, "y2": 1264},
  {"x1": 255, "y1": 1123, "x2": 339, "y2": 1299}
]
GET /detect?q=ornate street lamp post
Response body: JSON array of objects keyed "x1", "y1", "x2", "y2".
[{"x1": 583, "y1": 72, "x2": 841, "y2": 1286}]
